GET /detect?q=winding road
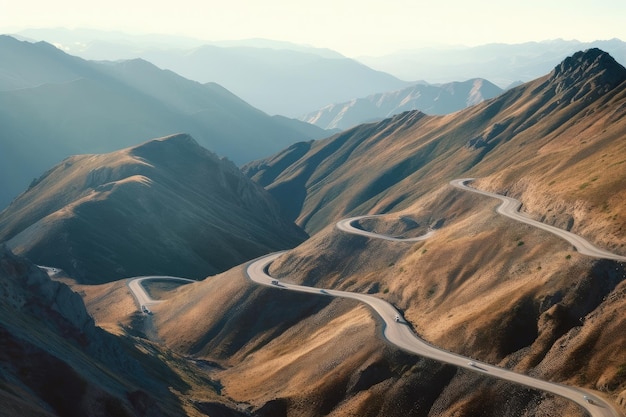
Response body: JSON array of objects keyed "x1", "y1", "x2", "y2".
[
  {"x1": 336, "y1": 215, "x2": 435, "y2": 242},
  {"x1": 128, "y1": 276, "x2": 195, "y2": 312},
  {"x1": 123, "y1": 178, "x2": 625, "y2": 417},
  {"x1": 451, "y1": 179, "x2": 626, "y2": 262},
  {"x1": 245, "y1": 179, "x2": 625, "y2": 417}
]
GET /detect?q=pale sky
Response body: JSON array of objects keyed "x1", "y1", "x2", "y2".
[{"x1": 1, "y1": 0, "x2": 625, "y2": 56}]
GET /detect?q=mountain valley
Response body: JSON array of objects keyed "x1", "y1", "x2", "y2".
[{"x1": 0, "y1": 45, "x2": 625, "y2": 417}]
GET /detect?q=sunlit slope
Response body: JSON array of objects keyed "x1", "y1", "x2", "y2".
[
  {"x1": 300, "y1": 78, "x2": 503, "y2": 130},
  {"x1": 0, "y1": 134, "x2": 307, "y2": 283},
  {"x1": 245, "y1": 49, "x2": 626, "y2": 256}
]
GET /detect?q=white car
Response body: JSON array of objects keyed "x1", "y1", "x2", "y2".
[{"x1": 394, "y1": 314, "x2": 400, "y2": 322}]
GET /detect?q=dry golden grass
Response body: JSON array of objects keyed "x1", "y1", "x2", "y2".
[{"x1": 64, "y1": 279, "x2": 137, "y2": 334}]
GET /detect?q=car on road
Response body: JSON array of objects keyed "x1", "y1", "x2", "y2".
[
  {"x1": 271, "y1": 279, "x2": 279, "y2": 285},
  {"x1": 141, "y1": 305, "x2": 152, "y2": 315},
  {"x1": 394, "y1": 314, "x2": 400, "y2": 322}
]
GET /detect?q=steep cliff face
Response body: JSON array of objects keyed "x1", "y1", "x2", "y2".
[
  {"x1": 549, "y1": 48, "x2": 626, "y2": 99},
  {"x1": 0, "y1": 246, "x2": 185, "y2": 416}
]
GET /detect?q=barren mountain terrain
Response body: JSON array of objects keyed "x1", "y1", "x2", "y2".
[
  {"x1": 235, "y1": 48, "x2": 626, "y2": 414},
  {"x1": 82, "y1": 49, "x2": 626, "y2": 416},
  {"x1": 0, "y1": 134, "x2": 307, "y2": 283},
  {"x1": 1, "y1": 48, "x2": 625, "y2": 417},
  {"x1": 245, "y1": 49, "x2": 626, "y2": 252}
]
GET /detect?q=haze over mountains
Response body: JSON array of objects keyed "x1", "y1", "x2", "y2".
[
  {"x1": 300, "y1": 78, "x2": 503, "y2": 130},
  {"x1": 359, "y1": 38, "x2": 626, "y2": 87},
  {"x1": 14, "y1": 29, "x2": 626, "y2": 113},
  {"x1": 16, "y1": 28, "x2": 412, "y2": 117},
  {"x1": 1, "y1": 31, "x2": 626, "y2": 417},
  {"x1": 0, "y1": 35, "x2": 328, "y2": 209}
]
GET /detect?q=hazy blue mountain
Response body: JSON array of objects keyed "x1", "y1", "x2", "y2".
[
  {"x1": 358, "y1": 38, "x2": 626, "y2": 87},
  {"x1": 138, "y1": 45, "x2": 411, "y2": 117},
  {"x1": 16, "y1": 28, "x2": 344, "y2": 60},
  {"x1": 15, "y1": 29, "x2": 411, "y2": 117},
  {"x1": 16, "y1": 27, "x2": 208, "y2": 55},
  {"x1": 0, "y1": 35, "x2": 99, "y2": 90},
  {"x1": 301, "y1": 78, "x2": 503, "y2": 130},
  {"x1": 0, "y1": 35, "x2": 329, "y2": 209}
]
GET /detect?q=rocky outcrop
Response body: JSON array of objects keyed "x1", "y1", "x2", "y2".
[{"x1": 0, "y1": 246, "x2": 185, "y2": 416}]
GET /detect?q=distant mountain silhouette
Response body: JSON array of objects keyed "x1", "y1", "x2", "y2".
[
  {"x1": 0, "y1": 35, "x2": 329, "y2": 209},
  {"x1": 0, "y1": 134, "x2": 307, "y2": 283},
  {"x1": 301, "y1": 79, "x2": 503, "y2": 130},
  {"x1": 15, "y1": 29, "x2": 412, "y2": 117},
  {"x1": 359, "y1": 39, "x2": 626, "y2": 87},
  {"x1": 138, "y1": 45, "x2": 411, "y2": 116}
]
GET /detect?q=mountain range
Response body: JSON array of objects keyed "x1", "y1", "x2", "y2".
[
  {"x1": 128, "y1": 45, "x2": 411, "y2": 117},
  {"x1": 0, "y1": 35, "x2": 329, "y2": 209},
  {"x1": 0, "y1": 45, "x2": 625, "y2": 417},
  {"x1": 0, "y1": 134, "x2": 307, "y2": 283},
  {"x1": 15, "y1": 28, "x2": 412, "y2": 117},
  {"x1": 300, "y1": 78, "x2": 503, "y2": 130},
  {"x1": 233, "y1": 47, "x2": 625, "y2": 414},
  {"x1": 359, "y1": 38, "x2": 626, "y2": 87},
  {"x1": 245, "y1": 48, "x2": 626, "y2": 243}
]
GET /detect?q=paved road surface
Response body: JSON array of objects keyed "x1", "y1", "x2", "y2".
[
  {"x1": 451, "y1": 178, "x2": 626, "y2": 262},
  {"x1": 336, "y1": 215, "x2": 435, "y2": 242},
  {"x1": 247, "y1": 179, "x2": 626, "y2": 417},
  {"x1": 127, "y1": 276, "x2": 195, "y2": 312},
  {"x1": 122, "y1": 177, "x2": 624, "y2": 417}
]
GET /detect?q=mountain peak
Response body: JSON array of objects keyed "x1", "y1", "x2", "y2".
[
  {"x1": 129, "y1": 133, "x2": 216, "y2": 162},
  {"x1": 549, "y1": 48, "x2": 626, "y2": 96}
]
